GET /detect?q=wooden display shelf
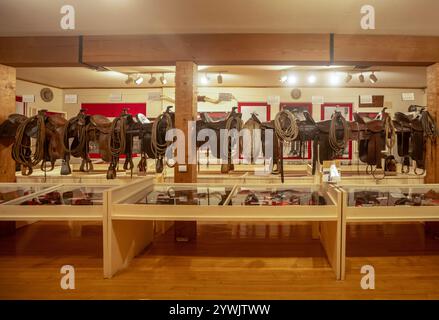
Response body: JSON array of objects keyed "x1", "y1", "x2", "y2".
[
  {"x1": 105, "y1": 178, "x2": 342, "y2": 279},
  {"x1": 339, "y1": 184, "x2": 439, "y2": 280}
]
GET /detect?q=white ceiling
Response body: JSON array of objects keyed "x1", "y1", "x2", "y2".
[
  {"x1": 16, "y1": 65, "x2": 427, "y2": 89},
  {"x1": 1, "y1": 0, "x2": 439, "y2": 36}
]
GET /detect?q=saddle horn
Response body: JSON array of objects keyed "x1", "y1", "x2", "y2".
[{"x1": 165, "y1": 106, "x2": 174, "y2": 113}]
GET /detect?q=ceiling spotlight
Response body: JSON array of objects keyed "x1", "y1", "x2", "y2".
[
  {"x1": 307, "y1": 74, "x2": 317, "y2": 84},
  {"x1": 160, "y1": 74, "x2": 168, "y2": 85},
  {"x1": 200, "y1": 74, "x2": 209, "y2": 85},
  {"x1": 135, "y1": 75, "x2": 144, "y2": 85},
  {"x1": 359, "y1": 73, "x2": 365, "y2": 83},
  {"x1": 369, "y1": 72, "x2": 378, "y2": 83},
  {"x1": 329, "y1": 73, "x2": 341, "y2": 86},
  {"x1": 148, "y1": 73, "x2": 157, "y2": 85},
  {"x1": 280, "y1": 74, "x2": 288, "y2": 83},
  {"x1": 125, "y1": 75, "x2": 134, "y2": 85},
  {"x1": 287, "y1": 74, "x2": 298, "y2": 85},
  {"x1": 345, "y1": 73, "x2": 353, "y2": 83},
  {"x1": 217, "y1": 73, "x2": 223, "y2": 84}
]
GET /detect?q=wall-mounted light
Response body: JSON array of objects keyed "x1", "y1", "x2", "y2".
[
  {"x1": 307, "y1": 74, "x2": 317, "y2": 84},
  {"x1": 280, "y1": 74, "x2": 288, "y2": 83},
  {"x1": 369, "y1": 72, "x2": 378, "y2": 83},
  {"x1": 160, "y1": 73, "x2": 168, "y2": 85},
  {"x1": 217, "y1": 73, "x2": 223, "y2": 84},
  {"x1": 345, "y1": 73, "x2": 353, "y2": 83},
  {"x1": 359, "y1": 73, "x2": 365, "y2": 83},
  {"x1": 148, "y1": 73, "x2": 157, "y2": 85}
]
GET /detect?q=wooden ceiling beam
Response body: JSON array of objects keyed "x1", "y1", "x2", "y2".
[
  {"x1": 0, "y1": 36, "x2": 81, "y2": 67},
  {"x1": 333, "y1": 34, "x2": 439, "y2": 66},
  {"x1": 82, "y1": 34, "x2": 331, "y2": 66}
]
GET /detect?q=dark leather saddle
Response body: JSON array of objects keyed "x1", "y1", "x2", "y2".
[
  {"x1": 313, "y1": 111, "x2": 350, "y2": 174},
  {"x1": 354, "y1": 111, "x2": 387, "y2": 170},
  {"x1": 394, "y1": 107, "x2": 438, "y2": 174}
]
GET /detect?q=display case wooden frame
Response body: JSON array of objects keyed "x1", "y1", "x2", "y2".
[
  {"x1": 0, "y1": 183, "x2": 114, "y2": 221},
  {"x1": 105, "y1": 178, "x2": 342, "y2": 279},
  {"x1": 339, "y1": 184, "x2": 439, "y2": 280}
]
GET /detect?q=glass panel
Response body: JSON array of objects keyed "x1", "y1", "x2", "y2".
[
  {"x1": 15, "y1": 186, "x2": 111, "y2": 206},
  {"x1": 129, "y1": 185, "x2": 234, "y2": 206},
  {"x1": 230, "y1": 186, "x2": 330, "y2": 206},
  {"x1": 345, "y1": 186, "x2": 439, "y2": 207},
  {"x1": 0, "y1": 184, "x2": 54, "y2": 204}
]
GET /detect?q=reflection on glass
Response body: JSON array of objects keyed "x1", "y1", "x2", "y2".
[
  {"x1": 133, "y1": 186, "x2": 233, "y2": 206},
  {"x1": 18, "y1": 186, "x2": 110, "y2": 206},
  {"x1": 231, "y1": 187, "x2": 328, "y2": 206},
  {"x1": 0, "y1": 185, "x2": 53, "y2": 204},
  {"x1": 347, "y1": 187, "x2": 439, "y2": 207}
]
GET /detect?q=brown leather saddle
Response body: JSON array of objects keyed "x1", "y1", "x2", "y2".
[
  {"x1": 106, "y1": 108, "x2": 138, "y2": 179},
  {"x1": 354, "y1": 112, "x2": 387, "y2": 172},
  {"x1": 394, "y1": 107, "x2": 437, "y2": 174},
  {"x1": 63, "y1": 109, "x2": 113, "y2": 173},
  {"x1": 12, "y1": 110, "x2": 70, "y2": 176},
  {"x1": 196, "y1": 107, "x2": 243, "y2": 174},
  {"x1": 313, "y1": 111, "x2": 350, "y2": 174}
]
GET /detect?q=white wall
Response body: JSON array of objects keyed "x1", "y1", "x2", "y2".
[
  {"x1": 16, "y1": 80, "x2": 64, "y2": 112},
  {"x1": 62, "y1": 88, "x2": 169, "y2": 118}
]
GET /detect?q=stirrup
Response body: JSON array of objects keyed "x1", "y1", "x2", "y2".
[
  {"x1": 414, "y1": 166, "x2": 425, "y2": 176},
  {"x1": 401, "y1": 164, "x2": 410, "y2": 174},
  {"x1": 123, "y1": 158, "x2": 134, "y2": 171},
  {"x1": 371, "y1": 166, "x2": 386, "y2": 181}
]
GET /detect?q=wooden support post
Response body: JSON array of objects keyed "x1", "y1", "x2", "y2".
[
  {"x1": 425, "y1": 63, "x2": 439, "y2": 236},
  {"x1": 174, "y1": 61, "x2": 198, "y2": 241},
  {"x1": 0, "y1": 64, "x2": 16, "y2": 236}
]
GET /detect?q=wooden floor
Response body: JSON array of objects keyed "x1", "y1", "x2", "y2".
[{"x1": 1, "y1": 221, "x2": 439, "y2": 299}]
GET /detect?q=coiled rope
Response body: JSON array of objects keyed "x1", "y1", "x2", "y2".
[
  {"x1": 274, "y1": 110, "x2": 299, "y2": 143},
  {"x1": 151, "y1": 111, "x2": 174, "y2": 167},
  {"x1": 109, "y1": 116, "x2": 127, "y2": 158},
  {"x1": 12, "y1": 114, "x2": 46, "y2": 173},
  {"x1": 329, "y1": 112, "x2": 349, "y2": 155}
]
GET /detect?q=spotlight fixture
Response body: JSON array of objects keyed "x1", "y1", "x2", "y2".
[
  {"x1": 135, "y1": 75, "x2": 144, "y2": 85},
  {"x1": 359, "y1": 73, "x2": 365, "y2": 83},
  {"x1": 125, "y1": 75, "x2": 134, "y2": 85},
  {"x1": 160, "y1": 73, "x2": 168, "y2": 85},
  {"x1": 287, "y1": 74, "x2": 298, "y2": 85},
  {"x1": 148, "y1": 73, "x2": 157, "y2": 85},
  {"x1": 345, "y1": 73, "x2": 353, "y2": 83},
  {"x1": 217, "y1": 73, "x2": 223, "y2": 84},
  {"x1": 369, "y1": 72, "x2": 378, "y2": 83},
  {"x1": 200, "y1": 74, "x2": 209, "y2": 85},
  {"x1": 329, "y1": 73, "x2": 340, "y2": 86},
  {"x1": 280, "y1": 74, "x2": 288, "y2": 83},
  {"x1": 307, "y1": 74, "x2": 317, "y2": 84}
]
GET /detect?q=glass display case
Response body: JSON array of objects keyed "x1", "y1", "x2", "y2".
[
  {"x1": 345, "y1": 186, "x2": 439, "y2": 207},
  {"x1": 17, "y1": 185, "x2": 109, "y2": 206},
  {"x1": 1, "y1": 184, "x2": 115, "y2": 221},
  {"x1": 230, "y1": 186, "x2": 330, "y2": 206},
  {"x1": 0, "y1": 183, "x2": 55, "y2": 205},
  {"x1": 132, "y1": 185, "x2": 234, "y2": 206}
]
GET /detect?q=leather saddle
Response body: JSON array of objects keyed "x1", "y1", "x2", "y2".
[
  {"x1": 394, "y1": 108, "x2": 437, "y2": 174},
  {"x1": 353, "y1": 112, "x2": 387, "y2": 170},
  {"x1": 313, "y1": 111, "x2": 350, "y2": 174}
]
